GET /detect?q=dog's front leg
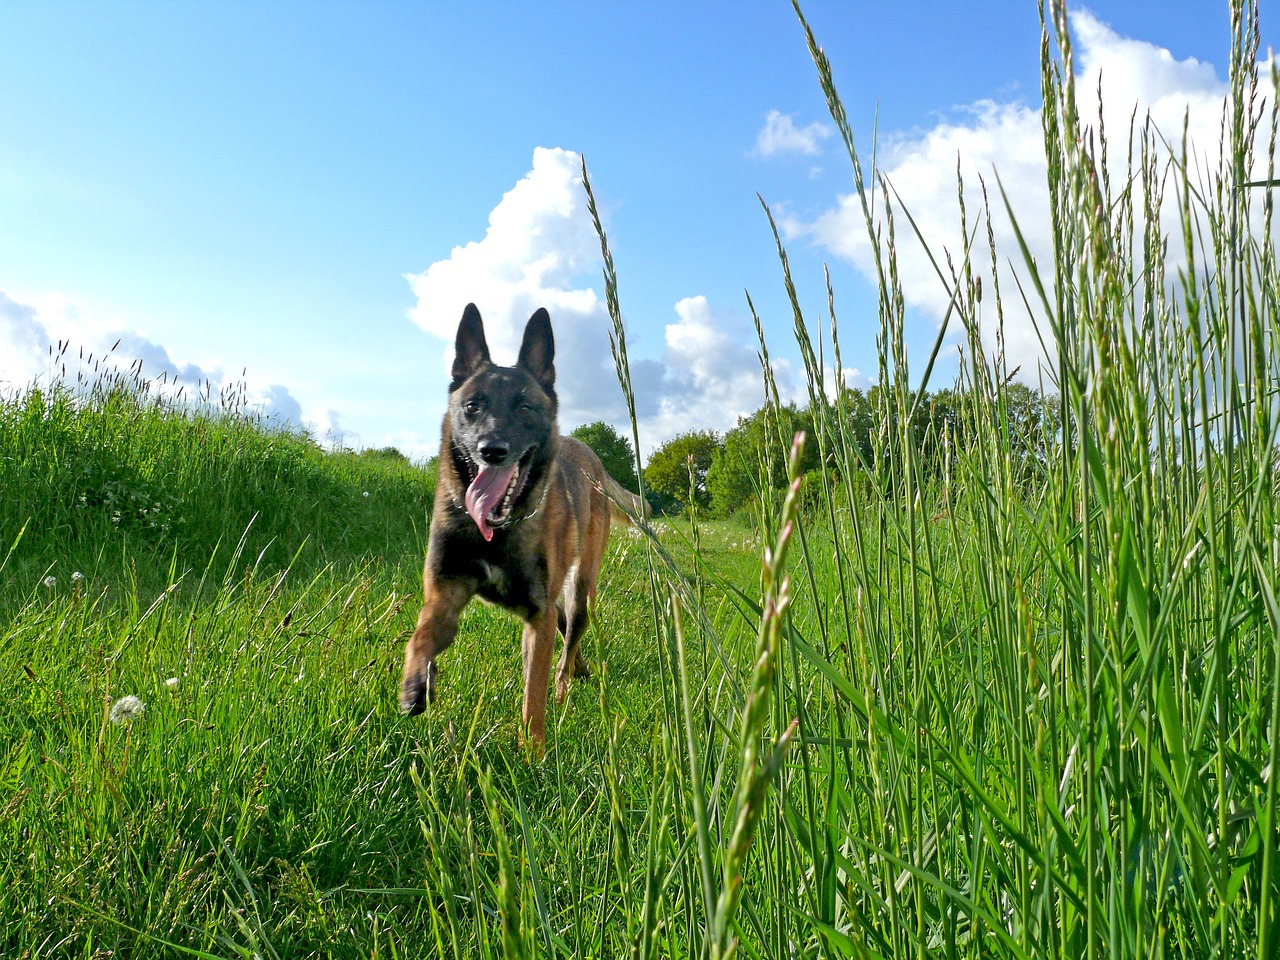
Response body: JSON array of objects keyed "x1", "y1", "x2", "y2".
[
  {"x1": 400, "y1": 578, "x2": 471, "y2": 715},
  {"x1": 520, "y1": 606, "x2": 558, "y2": 750}
]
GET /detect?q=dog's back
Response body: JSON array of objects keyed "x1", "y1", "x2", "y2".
[{"x1": 553, "y1": 436, "x2": 648, "y2": 530}]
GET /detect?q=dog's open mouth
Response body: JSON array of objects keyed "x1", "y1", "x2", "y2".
[{"x1": 463, "y1": 450, "x2": 534, "y2": 541}]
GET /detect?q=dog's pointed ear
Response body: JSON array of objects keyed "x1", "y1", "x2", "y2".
[
  {"x1": 517, "y1": 308, "x2": 555, "y2": 394},
  {"x1": 452, "y1": 304, "x2": 490, "y2": 389}
]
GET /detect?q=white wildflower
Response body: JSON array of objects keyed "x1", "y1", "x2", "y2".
[
  {"x1": 71, "y1": 571, "x2": 84, "y2": 582},
  {"x1": 42, "y1": 576, "x2": 56, "y2": 589},
  {"x1": 109, "y1": 695, "x2": 146, "y2": 724},
  {"x1": 363, "y1": 491, "x2": 370, "y2": 497},
  {"x1": 165, "y1": 677, "x2": 180, "y2": 692}
]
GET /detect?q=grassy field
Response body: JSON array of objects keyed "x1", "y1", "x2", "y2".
[{"x1": 5, "y1": 1, "x2": 1280, "y2": 957}]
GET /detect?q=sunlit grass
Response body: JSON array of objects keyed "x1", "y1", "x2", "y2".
[{"x1": 0, "y1": 361, "x2": 436, "y2": 603}]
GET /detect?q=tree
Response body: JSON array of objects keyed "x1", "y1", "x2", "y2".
[
  {"x1": 855, "y1": 384, "x2": 960, "y2": 484},
  {"x1": 644, "y1": 430, "x2": 721, "y2": 513},
  {"x1": 571, "y1": 420, "x2": 639, "y2": 492},
  {"x1": 998, "y1": 383, "x2": 1061, "y2": 483},
  {"x1": 707, "y1": 403, "x2": 818, "y2": 518},
  {"x1": 837, "y1": 387, "x2": 875, "y2": 468}
]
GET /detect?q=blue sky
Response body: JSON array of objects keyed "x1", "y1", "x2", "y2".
[{"x1": 0, "y1": 1, "x2": 1268, "y2": 460}]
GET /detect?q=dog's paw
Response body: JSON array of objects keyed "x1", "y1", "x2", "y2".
[
  {"x1": 399, "y1": 660, "x2": 436, "y2": 715},
  {"x1": 399, "y1": 675, "x2": 426, "y2": 715}
]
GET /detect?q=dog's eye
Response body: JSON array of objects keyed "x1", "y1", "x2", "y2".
[{"x1": 464, "y1": 398, "x2": 484, "y2": 416}]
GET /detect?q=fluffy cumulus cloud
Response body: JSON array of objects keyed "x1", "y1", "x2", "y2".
[
  {"x1": 0, "y1": 292, "x2": 50, "y2": 387},
  {"x1": 0, "y1": 288, "x2": 321, "y2": 437},
  {"x1": 406, "y1": 147, "x2": 794, "y2": 454},
  {"x1": 406, "y1": 147, "x2": 622, "y2": 429},
  {"x1": 631, "y1": 296, "x2": 790, "y2": 452},
  {"x1": 754, "y1": 110, "x2": 833, "y2": 158},
  {"x1": 787, "y1": 10, "x2": 1270, "y2": 383}
]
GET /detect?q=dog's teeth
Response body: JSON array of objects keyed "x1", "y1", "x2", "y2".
[{"x1": 502, "y1": 466, "x2": 520, "y2": 511}]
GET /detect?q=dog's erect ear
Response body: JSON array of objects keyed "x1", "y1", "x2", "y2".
[
  {"x1": 452, "y1": 304, "x2": 490, "y2": 389},
  {"x1": 517, "y1": 308, "x2": 555, "y2": 394}
]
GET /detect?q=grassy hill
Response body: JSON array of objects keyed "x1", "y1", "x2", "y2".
[{"x1": 0, "y1": 373, "x2": 436, "y2": 602}]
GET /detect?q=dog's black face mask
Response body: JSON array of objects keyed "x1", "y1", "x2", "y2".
[{"x1": 447, "y1": 304, "x2": 556, "y2": 541}]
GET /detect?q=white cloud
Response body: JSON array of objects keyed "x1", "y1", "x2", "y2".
[
  {"x1": 754, "y1": 110, "x2": 833, "y2": 158},
  {"x1": 787, "y1": 9, "x2": 1271, "y2": 383},
  {"x1": 405, "y1": 147, "x2": 624, "y2": 428},
  {"x1": 665, "y1": 297, "x2": 758, "y2": 393},
  {"x1": 0, "y1": 291, "x2": 51, "y2": 388},
  {"x1": 629, "y1": 296, "x2": 775, "y2": 451},
  {"x1": 406, "y1": 147, "x2": 796, "y2": 456},
  {"x1": 305, "y1": 406, "x2": 351, "y2": 449},
  {"x1": 825, "y1": 365, "x2": 871, "y2": 398},
  {"x1": 794, "y1": 95, "x2": 1050, "y2": 377},
  {"x1": 0, "y1": 287, "x2": 319, "y2": 436}
]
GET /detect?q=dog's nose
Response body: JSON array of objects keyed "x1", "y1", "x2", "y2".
[{"x1": 478, "y1": 441, "x2": 509, "y2": 465}]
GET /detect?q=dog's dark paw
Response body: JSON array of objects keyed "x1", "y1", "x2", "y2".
[
  {"x1": 399, "y1": 675, "x2": 426, "y2": 715},
  {"x1": 399, "y1": 661, "x2": 436, "y2": 715}
]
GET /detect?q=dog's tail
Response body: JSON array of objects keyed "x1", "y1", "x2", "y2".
[{"x1": 602, "y1": 474, "x2": 650, "y2": 527}]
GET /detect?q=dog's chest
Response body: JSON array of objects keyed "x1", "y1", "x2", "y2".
[
  {"x1": 476, "y1": 559, "x2": 511, "y2": 600},
  {"x1": 471, "y1": 554, "x2": 540, "y2": 616}
]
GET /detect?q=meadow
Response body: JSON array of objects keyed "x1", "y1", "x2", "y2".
[{"x1": 4, "y1": 1, "x2": 1280, "y2": 957}]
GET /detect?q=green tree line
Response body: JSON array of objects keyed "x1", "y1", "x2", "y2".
[{"x1": 572, "y1": 382, "x2": 1060, "y2": 518}]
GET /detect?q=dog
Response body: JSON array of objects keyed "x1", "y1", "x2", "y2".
[{"x1": 399, "y1": 303, "x2": 646, "y2": 747}]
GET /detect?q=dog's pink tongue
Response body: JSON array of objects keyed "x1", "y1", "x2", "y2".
[{"x1": 464, "y1": 464, "x2": 517, "y2": 541}]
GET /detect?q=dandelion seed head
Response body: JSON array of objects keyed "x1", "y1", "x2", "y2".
[
  {"x1": 109, "y1": 695, "x2": 146, "y2": 724},
  {"x1": 42, "y1": 576, "x2": 57, "y2": 589},
  {"x1": 165, "y1": 677, "x2": 180, "y2": 691},
  {"x1": 71, "y1": 571, "x2": 84, "y2": 582}
]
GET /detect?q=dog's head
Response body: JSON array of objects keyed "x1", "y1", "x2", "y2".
[{"x1": 447, "y1": 303, "x2": 556, "y2": 541}]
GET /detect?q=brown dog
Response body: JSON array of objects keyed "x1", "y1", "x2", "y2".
[{"x1": 399, "y1": 303, "x2": 644, "y2": 747}]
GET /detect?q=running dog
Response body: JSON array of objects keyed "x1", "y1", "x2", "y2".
[{"x1": 399, "y1": 303, "x2": 645, "y2": 747}]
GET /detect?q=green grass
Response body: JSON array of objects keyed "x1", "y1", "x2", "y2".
[
  {"x1": 4, "y1": 0, "x2": 1280, "y2": 956},
  {"x1": 0, "y1": 367, "x2": 437, "y2": 602},
  {"x1": 0, "y1": 504, "x2": 751, "y2": 957}
]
